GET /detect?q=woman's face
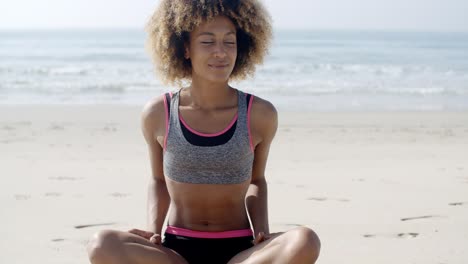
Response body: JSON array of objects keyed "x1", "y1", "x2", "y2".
[{"x1": 185, "y1": 16, "x2": 237, "y2": 83}]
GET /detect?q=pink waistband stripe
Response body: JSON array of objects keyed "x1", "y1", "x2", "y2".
[{"x1": 165, "y1": 226, "x2": 253, "y2": 239}]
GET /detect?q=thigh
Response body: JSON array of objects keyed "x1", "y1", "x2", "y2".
[
  {"x1": 89, "y1": 230, "x2": 188, "y2": 264},
  {"x1": 227, "y1": 232, "x2": 285, "y2": 264},
  {"x1": 228, "y1": 227, "x2": 320, "y2": 264}
]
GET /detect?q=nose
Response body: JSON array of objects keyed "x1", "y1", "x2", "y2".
[{"x1": 213, "y1": 43, "x2": 227, "y2": 59}]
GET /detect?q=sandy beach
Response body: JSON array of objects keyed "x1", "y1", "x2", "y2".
[{"x1": 1, "y1": 105, "x2": 467, "y2": 264}]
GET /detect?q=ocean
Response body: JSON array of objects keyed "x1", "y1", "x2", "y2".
[{"x1": 1, "y1": 29, "x2": 467, "y2": 111}]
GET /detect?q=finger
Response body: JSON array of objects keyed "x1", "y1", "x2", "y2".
[
  {"x1": 128, "y1": 229, "x2": 141, "y2": 236},
  {"x1": 258, "y1": 232, "x2": 265, "y2": 240},
  {"x1": 150, "y1": 234, "x2": 162, "y2": 245},
  {"x1": 253, "y1": 232, "x2": 264, "y2": 245},
  {"x1": 253, "y1": 236, "x2": 260, "y2": 245},
  {"x1": 149, "y1": 234, "x2": 158, "y2": 242},
  {"x1": 129, "y1": 229, "x2": 153, "y2": 239}
]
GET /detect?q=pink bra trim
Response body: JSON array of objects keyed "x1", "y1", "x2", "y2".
[
  {"x1": 165, "y1": 226, "x2": 253, "y2": 239},
  {"x1": 179, "y1": 113, "x2": 238, "y2": 137}
]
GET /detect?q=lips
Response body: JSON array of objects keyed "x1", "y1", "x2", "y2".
[{"x1": 208, "y1": 63, "x2": 229, "y2": 69}]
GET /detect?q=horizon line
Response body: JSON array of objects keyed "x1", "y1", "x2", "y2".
[{"x1": 0, "y1": 26, "x2": 467, "y2": 34}]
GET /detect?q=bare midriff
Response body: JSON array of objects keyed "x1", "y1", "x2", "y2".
[{"x1": 165, "y1": 177, "x2": 251, "y2": 232}]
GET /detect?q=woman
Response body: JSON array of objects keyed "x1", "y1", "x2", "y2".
[{"x1": 87, "y1": 0, "x2": 320, "y2": 263}]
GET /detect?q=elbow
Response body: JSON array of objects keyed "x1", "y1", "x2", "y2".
[{"x1": 148, "y1": 176, "x2": 165, "y2": 186}]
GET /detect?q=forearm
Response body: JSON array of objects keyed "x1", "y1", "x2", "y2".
[
  {"x1": 245, "y1": 178, "x2": 269, "y2": 234},
  {"x1": 147, "y1": 178, "x2": 170, "y2": 235}
]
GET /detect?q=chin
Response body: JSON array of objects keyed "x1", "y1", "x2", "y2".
[
  {"x1": 204, "y1": 71, "x2": 232, "y2": 83},
  {"x1": 194, "y1": 68, "x2": 233, "y2": 83},
  {"x1": 207, "y1": 75, "x2": 231, "y2": 83}
]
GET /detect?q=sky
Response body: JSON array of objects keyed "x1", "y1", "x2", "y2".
[{"x1": 0, "y1": 0, "x2": 467, "y2": 32}]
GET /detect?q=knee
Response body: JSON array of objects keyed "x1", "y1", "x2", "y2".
[
  {"x1": 288, "y1": 226, "x2": 321, "y2": 262},
  {"x1": 87, "y1": 230, "x2": 121, "y2": 263}
]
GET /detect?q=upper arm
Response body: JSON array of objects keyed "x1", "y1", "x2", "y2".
[
  {"x1": 249, "y1": 96, "x2": 278, "y2": 182},
  {"x1": 141, "y1": 95, "x2": 167, "y2": 181}
]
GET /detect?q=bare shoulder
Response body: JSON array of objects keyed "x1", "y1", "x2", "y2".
[
  {"x1": 250, "y1": 95, "x2": 277, "y2": 119},
  {"x1": 250, "y1": 95, "x2": 278, "y2": 144},
  {"x1": 141, "y1": 95, "x2": 167, "y2": 145},
  {"x1": 142, "y1": 95, "x2": 166, "y2": 120}
]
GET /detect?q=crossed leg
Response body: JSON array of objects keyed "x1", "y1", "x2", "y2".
[
  {"x1": 87, "y1": 230, "x2": 188, "y2": 264},
  {"x1": 87, "y1": 226, "x2": 320, "y2": 264},
  {"x1": 228, "y1": 226, "x2": 321, "y2": 264}
]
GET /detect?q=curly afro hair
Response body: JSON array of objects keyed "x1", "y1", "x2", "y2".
[{"x1": 145, "y1": 0, "x2": 273, "y2": 85}]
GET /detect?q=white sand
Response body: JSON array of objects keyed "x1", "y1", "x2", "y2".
[{"x1": 1, "y1": 105, "x2": 467, "y2": 263}]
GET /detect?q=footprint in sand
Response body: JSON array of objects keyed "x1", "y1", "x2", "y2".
[
  {"x1": 352, "y1": 178, "x2": 365, "y2": 182},
  {"x1": 397, "y1": 233, "x2": 419, "y2": 238},
  {"x1": 49, "y1": 124, "x2": 65, "y2": 130},
  {"x1": 74, "y1": 223, "x2": 116, "y2": 229},
  {"x1": 14, "y1": 194, "x2": 31, "y2": 200},
  {"x1": 45, "y1": 192, "x2": 62, "y2": 197},
  {"x1": 109, "y1": 192, "x2": 130, "y2": 198},
  {"x1": 363, "y1": 232, "x2": 419, "y2": 239},
  {"x1": 49, "y1": 176, "x2": 83, "y2": 181},
  {"x1": 336, "y1": 198, "x2": 350, "y2": 202},
  {"x1": 307, "y1": 197, "x2": 349, "y2": 202},
  {"x1": 307, "y1": 197, "x2": 327, "y2": 201},
  {"x1": 400, "y1": 215, "x2": 442, "y2": 221},
  {"x1": 103, "y1": 123, "x2": 118, "y2": 132}
]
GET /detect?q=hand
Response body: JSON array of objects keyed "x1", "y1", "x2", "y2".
[
  {"x1": 128, "y1": 228, "x2": 162, "y2": 245},
  {"x1": 253, "y1": 231, "x2": 271, "y2": 245}
]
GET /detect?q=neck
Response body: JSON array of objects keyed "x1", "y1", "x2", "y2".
[{"x1": 187, "y1": 77, "x2": 234, "y2": 110}]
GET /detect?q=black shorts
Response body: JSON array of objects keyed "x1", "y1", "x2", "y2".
[{"x1": 162, "y1": 227, "x2": 254, "y2": 264}]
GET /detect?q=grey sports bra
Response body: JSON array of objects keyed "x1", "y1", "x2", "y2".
[{"x1": 162, "y1": 89, "x2": 255, "y2": 184}]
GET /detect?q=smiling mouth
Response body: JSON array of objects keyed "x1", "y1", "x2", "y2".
[{"x1": 209, "y1": 64, "x2": 229, "y2": 69}]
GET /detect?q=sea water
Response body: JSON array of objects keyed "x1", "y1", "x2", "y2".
[{"x1": 1, "y1": 29, "x2": 467, "y2": 111}]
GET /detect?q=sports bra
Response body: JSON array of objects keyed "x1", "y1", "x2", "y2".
[{"x1": 162, "y1": 89, "x2": 254, "y2": 184}]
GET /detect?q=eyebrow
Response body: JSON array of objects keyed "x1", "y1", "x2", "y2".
[{"x1": 196, "y1": 31, "x2": 236, "y2": 37}]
